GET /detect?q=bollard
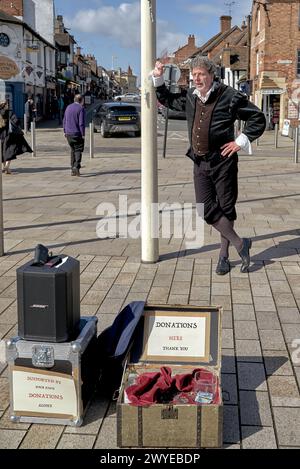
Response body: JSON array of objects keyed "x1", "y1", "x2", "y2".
[
  {"x1": 31, "y1": 121, "x2": 36, "y2": 157},
  {"x1": 294, "y1": 126, "x2": 299, "y2": 164},
  {"x1": 24, "y1": 114, "x2": 27, "y2": 134},
  {"x1": 89, "y1": 122, "x2": 94, "y2": 159},
  {"x1": 274, "y1": 123, "x2": 279, "y2": 149},
  {"x1": 0, "y1": 142, "x2": 4, "y2": 256}
]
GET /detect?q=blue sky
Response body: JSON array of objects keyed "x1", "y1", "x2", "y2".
[{"x1": 55, "y1": 0, "x2": 252, "y2": 79}]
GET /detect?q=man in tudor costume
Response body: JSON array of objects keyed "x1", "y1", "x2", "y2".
[{"x1": 153, "y1": 57, "x2": 266, "y2": 275}]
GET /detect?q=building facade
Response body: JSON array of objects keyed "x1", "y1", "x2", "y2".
[
  {"x1": 0, "y1": 0, "x2": 56, "y2": 120},
  {"x1": 250, "y1": 0, "x2": 300, "y2": 130}
]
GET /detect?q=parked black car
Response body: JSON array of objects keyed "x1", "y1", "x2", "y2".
[{"x1": 93, "y1": 102, "x2": 141, "y2": 137}]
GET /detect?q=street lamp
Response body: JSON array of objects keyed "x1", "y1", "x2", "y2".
[{"x1": 141, "y1": 0, "x2": 158, "y2": 263}]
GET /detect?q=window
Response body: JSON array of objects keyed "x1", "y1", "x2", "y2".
[
  {"x1": 257, "y1": 8, "x2": 261, "y2": 33},
  {"x1": 297, "y1": 50, "x2": 300, "y2": 76},
  {"x1": 25, "y1": 34, "x2": 31, "y2": 62},
  {"x1": 256, "y1": 51, "x2": 260, "y2": 75}
]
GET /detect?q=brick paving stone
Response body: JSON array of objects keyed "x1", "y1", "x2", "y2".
[
  {"x1": 211, "y1": 283, "x2": 230, "y2": 296},
  {"x1": 251, "y1": 283, "x2": 273, "y2": 297},
  {"x1": 237, "y1": 362, "x2": 267, "y2": 391},
  {"x1": 0, "y1": 324, "x2": 14, "y2": 340},
  {"x1": 97, "y1": 298, "x2": 124, "y2": 316},
  {"x1": 94, "y1": 417, "x2": 117, "y2": 448},
  {"x1": 93, "y1": 277, "x2": 115, "y2": 291},
  {"x1": 0, "y1": 429, "x2": 26, "y2": 449},
  {"x1": 124, "y1": 293, "x2": 148, "y2": 305},
  {"x1": 170, "y1": 281, "x2": 190, "y2": 295},
  {"x1": 223, "y1": 310, "x2": 233, "y2": 329},
  {"x1": 80, "y1": 304, "x2": 99, "y2": 316},
  {"x1": 114, "y1": 272, "x2": 136, "y2": 286},
  {"x1": 57, "y1": 434, "x2": 96, "y2": 449},
  {"x1": 130, "y1": 279, "x2": 153, "y2": 293},
  {"x1": 295, "y1": 368, "x2": 300, "y2": 388},
  {"x1": 97, "y1": 313, "x2": 118, "y2": 334},
  {"x1": 273, "y1": 293, "x2": 297, "y2": 308},
  {"x1": 256, "y1": 312, "x2": 281, "y2": 330},
  {"x1": 222, "y1": 374, "x2": 238, "y2": 405},
  {"x1": 176, "y1": 259, "x2": 194, "y2": 270},
  {"x1": 0, "y1": 408, "x2": 30, "y2": 430},
  {"x1": 121, "y1": 263, "x2": 140, "y2": 274},
  {"x1": 192, "y1": 275, "x2": 210, "y2": 287},
  {"x1": 99, "y1": 267, "x2": 121, "y2": 279},
  {"x1": 270, "y1": 281, "x2": 292, "y2": 294},
  {"x1": 277, "y1": 307, "x2": 300, "y2": 324},
  {"x1": 267, "y1": 376, "x2": 300, "y2": 407},
  {"x1": 259, "y1": 330, "x2": 287, "y2": 351},
  {"x1": 282, "y1": 323, "x2": 300, "y2": 344},
  {"x1": 263, "y1": 351, "x2": 294, "y2": 376},
  {"x1": 84, "y1": 262, "x2": 107, "y2": 274},
  {"x1": 211, "y1": 295, "x2": 231, "y2": 310},
  {"x1": 107, "y1": 285, "x2": 131, "y2": 300},
  {"x1": 230, "y1": 277, "x2": 250, "y2": 290},
  {"x1": 152, "y1": 275, "x2": 173, "y2": 287},
  {"x1": 236, "y1": 340, "x2": 262, "y2": 362},
  {"x1": 135, "y1": 268, "x2": 157, "y2": 280},
  {"x1": 253, "y1": 296, "x2": 276, "y2": 312},
  {"x1": 223, "y1": 406, "x2": 240, "y2": 444},
  {"x1": 239, "y1": 391, "x2": 273, "y2": 426},
  {"x1": 190, "y1": 286, "x2": 210, "y2": 301},
  {"x1": 282, "y1": 264, "x2": 300, "y2": 275},
  {"x1": 65, "y1": 399, "x2": 109, "y2": 435},
  {"x1": 173, "y1": 270, "x2": 193, "y2": 282},
  {"x1": 241, "y1": 426, "x2": 277, "y2": 449},
  {"x1": 20, "y1": 425, "x2": 64, "y2": 449},
  {"x1": 0, "y1": 298, "x2": 15, "y2": 315},
  {"x1": 234, "y1": 321, "x2": 259, "y2": 340},
  {"x1": 81, "y1": 289, "x2": 107, "y2": 305},
  {"x1": 0, "y1": 378, "x2": 9, "y2": 411},
  {"x1": 168, "y1": 294, "x2": 189, "y2": 305},
  {"x1": 148, "y1": 287, "x2": 170, "y2": 303},
  {"x1": 233, "y1": 304, "x2": 256, "y2": 321},
  {"x1": 266, "y1": 270, "x2": 287, "y2": 282},
  {"x1": 249, "y1": 272, "x2": 269, "y2": 284},
  {"x1": 222, "y1": 329, "x2": 234, "y2": 349},
  {"x1": 273, "y1": 408, "x2": 300, "y2": 446},
  {"x1": 221, "y1": 349, "x2": 236, "y2": 374}
]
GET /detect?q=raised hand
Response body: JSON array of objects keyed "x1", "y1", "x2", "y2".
[{"x1": 153, "y1": 61, "x2": 164, "y2": 78}]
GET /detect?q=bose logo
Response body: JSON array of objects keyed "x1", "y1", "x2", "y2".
[{"x1": 30, "y1": 305, "x2": 48, "y2": 309}]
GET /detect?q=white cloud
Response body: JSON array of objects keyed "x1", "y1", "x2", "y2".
[
  {"x1": 65, "y1": 2, "x2": 141, "y2": 48},
  {"x1": 65, "y1": 2, "x2": 190, "y2": 54}
]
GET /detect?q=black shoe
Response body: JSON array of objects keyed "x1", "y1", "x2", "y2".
[
  {"x1": 239, "y1": 238, "x2": 252, "y2": 273},
  {"x1": 216, "y1": 257, "x2": 230, "y2": 275},
  {"x1": 75, "y1": 169, "x2": 80, "y2": 177},
  {"x1": 71, "y1": 169, "x2": 76, "y2": 176}
]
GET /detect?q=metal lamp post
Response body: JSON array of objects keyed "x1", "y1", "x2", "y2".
[{"x1": 141, "y1": 0, "x2": 159, "y2": 263}]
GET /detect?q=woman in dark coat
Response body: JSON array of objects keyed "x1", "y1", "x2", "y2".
[{"x1": 0, "y1": 100, "x2": 32, "y2": 174}]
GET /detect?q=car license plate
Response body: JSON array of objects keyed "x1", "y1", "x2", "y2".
[{"x1": 118, "y1": 117, "x2": 131, "y2": 121}]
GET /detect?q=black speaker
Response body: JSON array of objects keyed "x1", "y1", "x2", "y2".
[{"x1": 17, "y1": 256, "x2": 80, "y2": 342}]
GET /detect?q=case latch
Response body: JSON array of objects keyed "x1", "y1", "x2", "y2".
[
  {"x1": 161, "y1": 406, "x2": 178, "y2": 420},
  {"x1": 32, "y1": 345, "x2": 54, "y2": 368}
]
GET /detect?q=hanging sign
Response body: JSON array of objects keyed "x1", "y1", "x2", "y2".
[{"x1": 0, "y1": 55, "x2": 19, "y2": 79}]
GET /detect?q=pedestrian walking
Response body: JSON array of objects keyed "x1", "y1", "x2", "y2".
[
  {"x1": 153, "y1": 57, "x2": 266, "y2": 274},
  {"x1": 0, "y1": 100, "x2": 33, "y2": 174},
  {"x1": 24, "y1": 96, "x2": 36, "y2": 132},
  {"x1": 63, "y1": 94, "x2": 86, "y2": 176}
]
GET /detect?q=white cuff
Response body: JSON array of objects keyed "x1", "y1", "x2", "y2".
[
  {"x1": 152, "y1": 75, "x2": 165, "y2": 87},
  {"x1": 235, "y1": 133, "x2": 252, "y2": 155}
]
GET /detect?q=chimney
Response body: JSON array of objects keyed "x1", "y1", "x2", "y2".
[
  {"x1": 1, "y1": 0, "x2": 23, "y2": 17},
  {"x1": 76, "y1": 47, "x2": 82, "y2": 56},
  {"x1": 188, "y1": 34, "x2": 195, "y2": 47},
  {"x1": 220, "y1": 16, "x2": 232, "y2": 33},
  {"x1": 222, "y1": 46, "x2": 231, "y2": 68},
  {"x1": 241, "y1": 20, "x2": 247, "y2": 30}
]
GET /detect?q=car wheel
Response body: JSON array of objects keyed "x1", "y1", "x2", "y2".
[{"x1": 100, "y1": 122, "x2": 109, "y2": 138}]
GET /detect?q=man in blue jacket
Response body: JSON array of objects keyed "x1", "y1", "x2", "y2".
[
  {"x1": 153, "y1": 57, "x2": 266, "y2": 274},
  {"x1": 63, "y1": 94, "x2": 86, "y2": 176}
]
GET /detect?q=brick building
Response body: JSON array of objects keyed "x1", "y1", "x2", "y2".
[
  {"x1": 179, "y1": 16, "x2": 249, "y2": 90},
  {"x1": 250, "y1": 0, "x2": 300, "y2": 130}
]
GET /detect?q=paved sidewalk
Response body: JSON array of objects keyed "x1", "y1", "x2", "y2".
[{"x1": 0, "y1": 126, "x2": 299, "y2": 449}]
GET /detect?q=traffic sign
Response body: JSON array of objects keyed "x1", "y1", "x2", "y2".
[{"x1": 163, "y1": 64, "x2": 181, "y2": 85}]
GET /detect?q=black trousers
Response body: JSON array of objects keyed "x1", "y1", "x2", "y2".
[
  {"x1": 193, "y1": 152, "x2": 238, "y2": 225},
  {"x1": 67, "y1": 136, "x2": 84, "y2": 170}
]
